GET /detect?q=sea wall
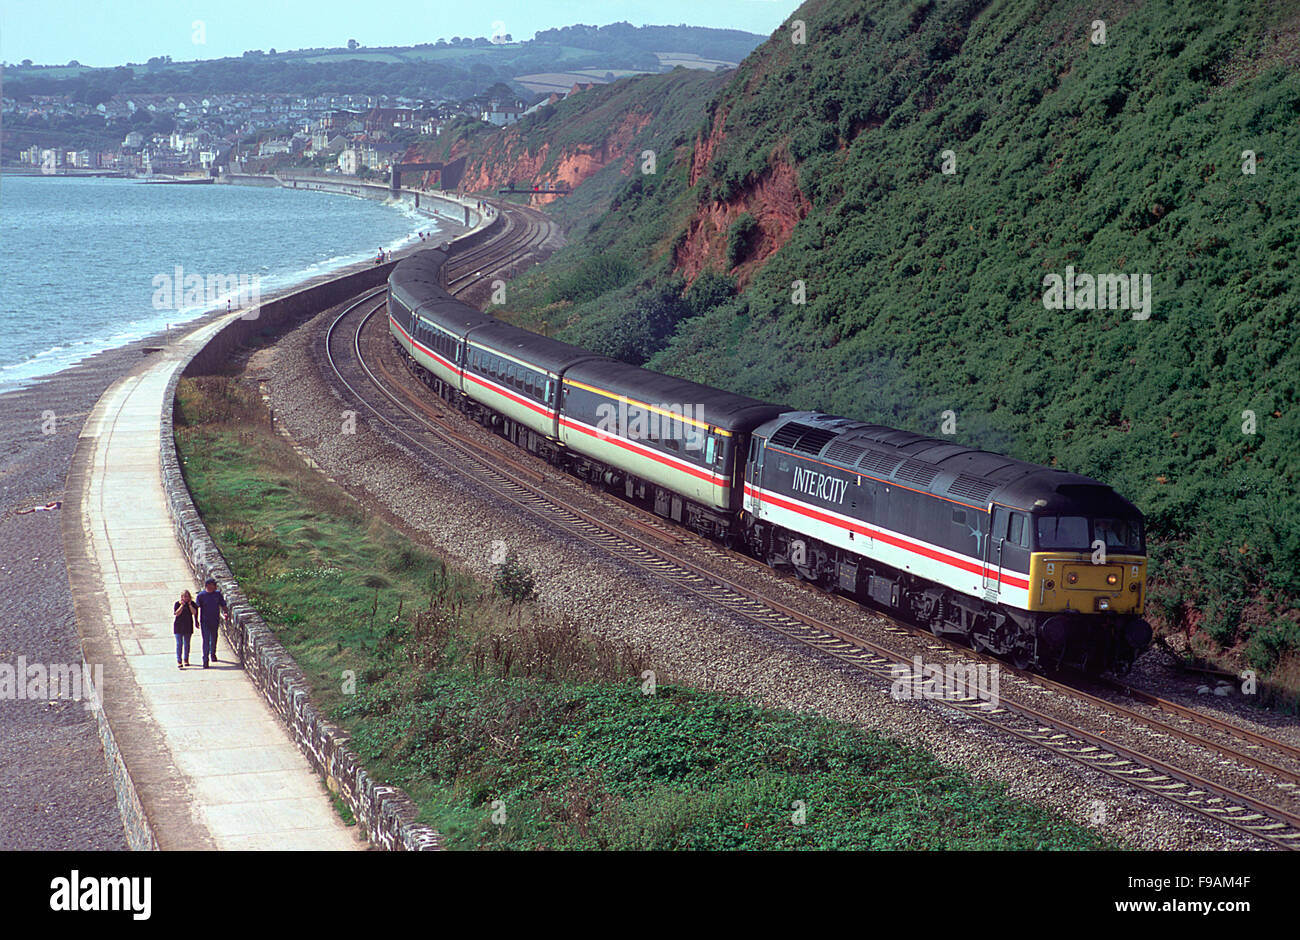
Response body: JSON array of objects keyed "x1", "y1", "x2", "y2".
[{"x1": 222, "y1": 171, "x2": 484, "y2": 228}]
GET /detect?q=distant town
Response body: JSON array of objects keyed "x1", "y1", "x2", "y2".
[
  {"x1": 2, "y1": 22, "x2": 762, "y2": 182},
  {"x1": 3, "y1": 82, "x2": 619, "y2": 179}
]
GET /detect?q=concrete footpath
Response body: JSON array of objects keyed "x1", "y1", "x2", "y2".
[{"x1": 64, "y1": 311, "x2": 361, "y2": 850}]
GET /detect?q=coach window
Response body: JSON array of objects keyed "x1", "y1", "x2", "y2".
[
  {"x1": 545, "y1": 380, "x2": 554, "y2": 405},
  {"x1": 705, "y1": 435, "x2": 716, "y2": 466}
]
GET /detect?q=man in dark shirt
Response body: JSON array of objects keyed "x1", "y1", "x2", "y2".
[{"x1": 194, "y1": 578, "x2": 230, "y2": 669}]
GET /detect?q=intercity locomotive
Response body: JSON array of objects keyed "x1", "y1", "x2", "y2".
[{"x1": 388, "y1": 249, "x2": 1152, "y2": 672}]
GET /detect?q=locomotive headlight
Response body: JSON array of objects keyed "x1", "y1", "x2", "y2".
[
  {"x1": 1067, "y1": 572, "x2": 1078, "y2": 584},
  {"x1": 1106, "y1": 573, "x2": 1119, "y2": 586},
  {"x1": 1044, "y1": 579, "x2": 1055, "y2": 590},
  {"x1": 1129, "y1": 582, "x2": 1139, "y2": 592}
]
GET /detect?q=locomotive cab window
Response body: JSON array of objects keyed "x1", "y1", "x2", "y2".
[
  {"x1": 1036, "y1": 515, "x2": 1090, "y2": 550},
  {"x1": 1093, "y1": 517, "x2": 1145, "y2": 554}
]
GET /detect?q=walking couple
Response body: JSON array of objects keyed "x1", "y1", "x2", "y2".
[{"x1": 172, "y1": 578, "x2": 230, "y2": 669}]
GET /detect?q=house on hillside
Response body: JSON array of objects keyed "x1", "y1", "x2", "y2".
[{"x1": 480, "y1": 100, "x2": 524, "y2": 127}]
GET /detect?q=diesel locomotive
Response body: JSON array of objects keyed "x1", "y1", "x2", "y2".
[{"x1": 387, "y1": 249, "x2": 1152, "y2": 672}]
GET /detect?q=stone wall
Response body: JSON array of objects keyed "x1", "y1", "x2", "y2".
[{"x1": 155, "y1": 210, "x2": 499, "y2": 850}]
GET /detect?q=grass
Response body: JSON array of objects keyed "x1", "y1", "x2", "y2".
[{"x1": 174, "y1": 373, "x2": 1114, "y2": 850}]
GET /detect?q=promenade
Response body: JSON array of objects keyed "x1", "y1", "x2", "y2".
[{"x1": 64, "y1": 311, "x2": 361, "y2": 850}]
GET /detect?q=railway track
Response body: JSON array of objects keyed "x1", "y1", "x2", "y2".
[{"x1": 315, "y1": 202, "x2": 1300, "y2": 850}]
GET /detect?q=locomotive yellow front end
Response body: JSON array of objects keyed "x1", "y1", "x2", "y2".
[
  {"x1": 1025, "y1": 511, "x2": 1151, "y2": 671},
  {"x1": 1028, "y1": 553, "x2": 1146, "y2": 616}
]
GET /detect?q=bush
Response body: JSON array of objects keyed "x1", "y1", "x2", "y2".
[
  {"x1": 684, "y1": 270, "x2": 735, "y2": 315},
  {"x1": 725, "y1": 213, "x2": 758, "y2": 267},
  {"x1": 1245, "y1": 618, "x2": 1300, "y2": 675},
  {"x1": 493, "y1": 551, "x2": 537, "y2": 603},
  {"x1": 543, "y1": 253, "x2": 635, "y2": 305},
  {"x1": 596, "y1": 281, "x2": 690, "y2": 365}
]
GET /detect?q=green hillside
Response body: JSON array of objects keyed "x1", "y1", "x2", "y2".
[
  {"x1": 4, "y1": 23, "x2": 764, "y2": 100},
  {"x1": 497, "y1": 0, "x2": 1300, "y2": 677}
]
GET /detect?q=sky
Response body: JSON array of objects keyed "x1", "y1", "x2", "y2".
[{"x1": 1, "y1": 0, "x2": 802, "y2": 67}]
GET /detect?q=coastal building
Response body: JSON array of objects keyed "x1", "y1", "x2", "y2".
[
  {"x1": 337, "y1": 147, "x2": 361, "y2": 175},
  {"x1": 480, "y1": 100, "x2": 524, "y2": 126}
]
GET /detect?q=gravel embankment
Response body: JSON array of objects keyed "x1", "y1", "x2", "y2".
[{"x1": 243, "y1": 305, "x2": 1290, "y2": 852}]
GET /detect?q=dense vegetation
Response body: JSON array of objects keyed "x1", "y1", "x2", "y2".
[
  {"x1": 493, "y1": 0, "x2": 1300, "y2": 681},
  {"x1": 173, "y1": 375, "x2": 1108, "y2": 849}
]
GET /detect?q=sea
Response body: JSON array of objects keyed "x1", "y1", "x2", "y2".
[{"x1": 0, "y1": 174, "x2": 438, "y2": 392}]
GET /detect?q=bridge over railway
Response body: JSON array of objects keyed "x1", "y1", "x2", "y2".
[{"x1": 390, "y1": 156, "x2": 466, "y2": 193}]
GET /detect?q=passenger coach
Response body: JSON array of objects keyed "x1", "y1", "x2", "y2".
[{"x1": 559, "y1": 359, "x2": 785, "y2": 537}]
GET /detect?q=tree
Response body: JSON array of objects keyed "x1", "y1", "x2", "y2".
[
  {"x1": 21, "y1": 59, "x2": 32, "y2": 67},
  {"x1": 348, "y1": 39, "x2": 359, "y2": 50}
]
